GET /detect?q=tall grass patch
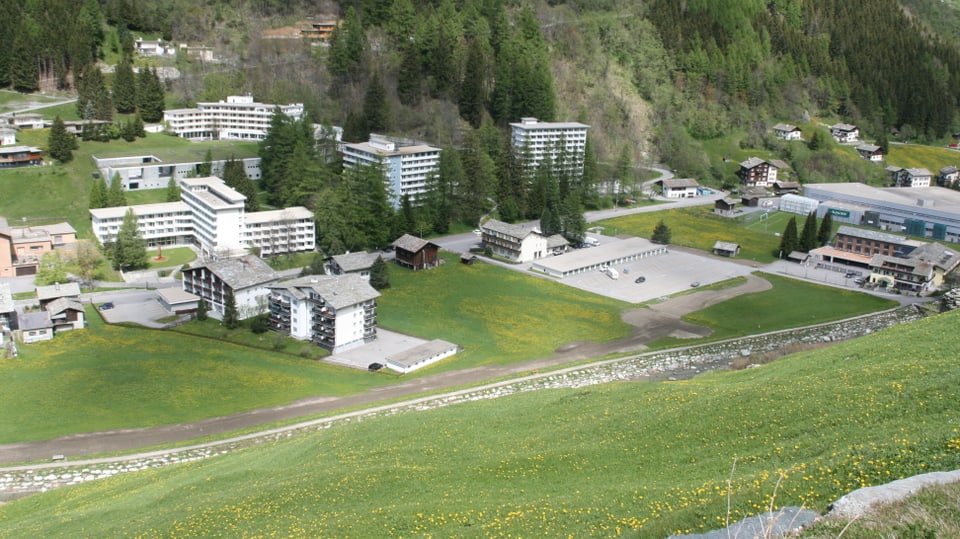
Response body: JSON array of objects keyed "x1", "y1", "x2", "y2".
[{"x1": 3, "y1": 310, "x2": 958, "y2": 537}]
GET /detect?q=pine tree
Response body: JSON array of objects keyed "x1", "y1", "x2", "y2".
[
  {"x1": 362, "y1": 73, "x2": 389, "y2": 135},
  {"x1": 89, "y1": 176, "x2": 109, "y2": 208},
  {"x1": 778, "y1": 217, "x2": 799, "y2": 257},
  {"x1": 133, "y1": 114, "x2": 145, "y2": 138},
  {"x1": 196, "y1": 298, "x2": 209, "y2": 321},
  {"x1": 459, "y1": 38, "x2": 486, "y2": 129},
  {"x1": 107, "y1": 172, "x2": 127, "y2": 206},
  {"x1": 11, "y1": 30, "x2": 39, "y2": 93},
  {"x1": 369, "y1": 256, "x2": 390, "y2": 290},
  {"x1": 222, "y1": 157, "x2": 259, "y2": 211},
  {"x1": 48, "y1": 116, "x2": 76, "y2": 163},
  {"x1": 222, "y1": 288, "x2": 239, "y2": 329},
  {"x1": 165, "y1": 177, "x2": 180, "y2": 202},
  {"x1": 112, "y1": 208, "x2": 146, "y2": 270},
  {"x1": 327, "y1": 7, "x2": 366, "y2": 82},
  {"x1": 113, "y1": 57, "x2": 137, "y2": 114},
  {"x1": 817, "y1": 211, "x2": 834, "y2": 246},
  {"x1": 397, "y1": 44, "x2": 422, "y2": 106},
  {"x1": 652, "y1": 220, "x2": 672, "y2": 244},
  {"x1": 198, "y1": 149, "x2": 213, "y2": 177},
  {"x1": 136, "y1": 68, "x2": 165, "y2": 122},
  {"x1": 799, "y1": 211, "x2": 819, "y2": 251}
]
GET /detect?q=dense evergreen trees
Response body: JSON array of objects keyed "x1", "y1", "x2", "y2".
[{"x1": 47, "y1": 117, "x2": 77, "y2": 163}]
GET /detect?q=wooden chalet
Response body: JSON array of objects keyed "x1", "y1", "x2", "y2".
[{"x1": 392, "y1": 234, "x2": 440, "y2": 270}]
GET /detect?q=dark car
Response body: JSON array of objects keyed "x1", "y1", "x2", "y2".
[
  {"x1": 368, "y1": 362, "x2": 384, "y2": 372},
  {"x1": 99, "y1": 302, "x2": 115, "y2": 310},
  {"x1": 845, "y1": 271, "x2": 857, "y2": 278},
  {"x1": 690, "y1": 282, "x2": 701, "y2": 288},
  {"x1": 634, "y1": 276, "x2": 646, "y2": 284}
]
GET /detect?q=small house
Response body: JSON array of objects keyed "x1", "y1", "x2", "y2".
[
  {"x1": 713, "y1": 241, "x2": 741, "y2": 257},
  {"x1": 328, "y1": 251, "x2": 382, "y2": 280},
  {"x1": 856, "y1": 143, "x2": 884, "y2": 162},
  {"x1": 659, "y1": 178, "x2": 701, "y2": 198},
  {"x1": 773, "y1": 181, "x2": 801, "y2": 196},
  {"x1": 392, "y1": 234, "x2": 440, "y2": 270},
  {"x1": 714, "y1": 198, "x2": 739, "y2": 217},
  {"x1": 830, "y1": 123, "x2": 860, "y2": 143},
  {"x1": 938, "y1": 166, "x2": 959, "y2": 187},
  {"x1": 18, "y1": 311, "x2": 53, "y2": 343},
  {"x1": 773, "y1": 123, "x2": 802, "y2": 141},
  {"x1": 737, "y1": 157, "x2": 778, "y2": 187}
]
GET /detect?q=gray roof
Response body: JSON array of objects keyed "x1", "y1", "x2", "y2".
[
  {"x1": 35, "y1": 282, "x2": 81, "y2": 301},
  {"x1": 45, "y1": 297, "x2": 84, "y2": 316},
  {"x1": 832, "y1": 123, "x2": 858, "y2": 132},
  {"x1": 940, "y1": 166, "x2": 959, "y2": 175},
  {"x1": 272, "y1": 273, "x2": 380, "y2": 310},
  {"x1": 190, "y1": 254, "x2": 279, "y2": 290},
  {"x1": 331, "y1": 251, "x2": 381, "y2": 273},
  {"x1": 157, "y1": 287, "x2": 199, "y2": 304},
  {"x1": 392, "y1": 234, "x2": 439, "y2": 253},
  {"x1": 740, "y1": 157, "x2": 766, "y2": 169},
  {"x1": 481, "y1": 219, "x2": 542, "y2": 240},
  {"x1": 713, "y1": 241, "x2": 740, "y2": 251},
  {"x1": 386, "y1": 339, "x2": 459, "y2": 369},
  {"x1": 18, "y1": 311, "x2": 52, "y2": 331},
  {"x1": 768, "y1": 159, "x2": 790, "y2": 170},
  {"x1": 774, "y1": 181, "x2": 801, "y2": 188},
  {"x1": 907, "y1": 168, "x2": 932, "y2": 177},
  {"x1": 773, "y1": 123, "x2": 799, "y2": 132},
  {"x1": 661, "y1": 178, "x2": 700, "y2": 189},
  {"x1": 904, "y1": 242, "x2": 960, "y2": 272},
  {"x1": 870, "y1": 254, "x2": 934, "y2": 277},
  {"x1": 856, "y1": 143, "x2": 881, "y2": 153},
  {"x1": 836, "y1": 225, "x2": 909, "y2": 245},
  {"x1": 546, "y1": 234, "x2": 569, "y2": 249}
]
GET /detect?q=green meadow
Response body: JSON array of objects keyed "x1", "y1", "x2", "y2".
[{"x1": 2, "y1": 309, "x2": 957, "y2": 538}]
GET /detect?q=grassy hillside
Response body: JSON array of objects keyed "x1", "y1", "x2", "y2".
[{"x1": 2, "y1": 309, "x2": 958, "y2": 537}]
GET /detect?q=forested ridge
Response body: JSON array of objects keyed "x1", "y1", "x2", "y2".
[{"x1": 3, "y1": 0, "x2": 960, "y2": 253}]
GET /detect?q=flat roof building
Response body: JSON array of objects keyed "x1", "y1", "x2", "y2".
[
  {"x1": 95, "y1": 154, "x2": 262, "y2": 191},
  {"x1": 342, "y1": 135, "x2": 441, "y2": 207},
  {"x1": 163, "y1": 95, "x2": 304, "y2": 141},
  {"x1": 510, "y1": 117, "x2": 589, "y2": 178}
]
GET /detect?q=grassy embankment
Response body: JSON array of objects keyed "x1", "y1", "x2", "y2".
[{"x1": 1, "y1": 308, "x2": 957, "y2": 537}]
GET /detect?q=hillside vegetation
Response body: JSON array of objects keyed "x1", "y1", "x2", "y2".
[{"x1": 2, "y1": 309, "x2": 958, "y2": 537}]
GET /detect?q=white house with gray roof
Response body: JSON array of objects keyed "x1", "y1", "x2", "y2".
[
  {"x1": 181, "y1": 254, "x2": 279, "y2": 319},
  {"x1": 267, "y1": 274, "x2": 379, "y2": 353},
  {"x1": 480, "y1": 218, "x2": 551, "y2": 262},
  {"x1": 659, "y1": 178, "x2": 701, "y2": 198},
  {"x1": 328, "y1": 251, "x2": 382, "y2": 280}
]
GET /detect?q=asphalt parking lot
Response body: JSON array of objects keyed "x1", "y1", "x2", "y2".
[{"x1": 560, "y1": 248, "x2": 757, "y2": 303}]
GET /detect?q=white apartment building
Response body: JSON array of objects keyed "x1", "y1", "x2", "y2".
[
  {"x1": 268, "y1": 274, "x2": 379, "y2": 353},
  {"x1": 95, "y1": 154, "x2": 262, "y2": 191},
  {"x1": 342, "y1": 134, "x2": 441, "y2": 207},
  {"x1": 182, "y1": 254, "x2": 279, "y2": 319},
  {"x1": 244, "y1": 207, "x2": 316, "y2": 256},
  {"x1": 90, "y1": 176, "x2": 315, "y2": 256},
  {"x1": 510, "y1": 117, "x2": 590, "y2": 176},
  {"x1": 164, "y1": 95, "x2": 304, "y2": 141}
]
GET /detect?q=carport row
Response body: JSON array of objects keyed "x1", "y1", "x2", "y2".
[{"x1": 531, "y1": 237, "x2": 669, "y2": 278}]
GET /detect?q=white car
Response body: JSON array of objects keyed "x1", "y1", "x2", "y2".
[{"x1": 472, "y1": 229, "x2": 481, "y2": 235}]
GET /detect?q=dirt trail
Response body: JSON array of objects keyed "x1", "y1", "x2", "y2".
[{"x1": 0, "y1": 275, "x2": 772, "y2": 465}]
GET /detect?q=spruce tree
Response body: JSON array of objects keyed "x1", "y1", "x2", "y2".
[
  {"x1": 222, "y1": 288, "x2": 239, "y2": 329},
  {"x1": 113, "y1": 57, "x2": 137, "y2": 114},
  {"x1": 652, "y1": 220, "x2": 672, "y2": 244},
  {"x1": 11, "y1": 31, "x2": 39, "y2": 93},
  {"x1": 112, "y1": 209, "x2": 146, "y2": 270},
  {"x1": 817, "y1": 211, "x2": 834, "y2": 246},
  {"x1": 48, "y1": 116, "x2": 76, "y2": 163},
  {"x1": 778, "y1": 217, "x2": 799, "y2": 257},
  {"x1": 107, "y1": 172, "x2": 127, "y2": 207},
  {"x1": 362, "y1": 73, "x2": 390, "y2": 135},
  {"x1": 196, "y1": 298, "x2": 209, "y2": 321},
  {"x1": 459, "y1": 38, "x2": 486, "y2": 129},
  {"x1": 222, "y1": 157, "x2": 259, "y2": 211},
  {"x1": 799, "y1": 211, "x2": 819, "y2": 252},
  {"x1": 89, "y1": 176, "x2": 109, "y2": 208},
  {"x1": 397, "y1": 44, "x2": 422, "y2": 106},
  {"x1": 369, "y1": 256, "x2": 390, "y2": 290},
  {"x1": 137, "y1": 68, "x2": 165, "y2": 122},
  {"x1": 165, "y1": 177, "x2": 180, "y2": 202}
]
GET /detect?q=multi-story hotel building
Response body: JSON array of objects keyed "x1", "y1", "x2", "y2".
[
  {"x1": 182, "y1": 254, "x2": 280, "y2": 319},
  {"x1": 163, "y1": 95, "x2": 304, "y2": 141},
  {"x1": 341, "y1": 134, "x2": 441, "y2": 207},
  {"x1": 90, "y1": 176, "x2": 315, "y2": 257},
  {"x1": 268, "y1": 274, "x2": 380, "y2": 353},
  {"x1": 510, "y1": 117, "x2": 589, "y2": 176}
]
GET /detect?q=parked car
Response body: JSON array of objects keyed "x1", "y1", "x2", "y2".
[
  {"x1": 472, "y1": 229, "x2": 482, "y2": 235},
  {"x1": 690, "y1": 282, "x2": 701, "y2": 288},
  {"x1": 99, "y1": 302, "x2": 115, "y2": 310},
  {"x1": 845, "y1": 271, "x2": 857, "y2": 278},
  {"x1": 853, "y1": 277, "x2": 865, "y2": 285},
  {"x1": 368, "y1": 362, "x2": 384, "y2": 372},
  {"x1": 634, "y1": 276, "x2": 646, "y2": 284}
]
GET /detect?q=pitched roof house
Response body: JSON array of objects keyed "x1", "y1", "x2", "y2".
[
  {"x1": 886, "y1": 166, "x2": 933, "y2": 188},
  {"x1": 480, "y1": 219, "x2": 550, "y2": 262},
  {"x1": 830, "y1": 123, "x2": 860, "y2": 143},
  {"x1": 18, "y1": 311, "x2": 53, "y2": 344},
  {"x1": 181, "y1": 254, "x2": 279, "y2": 319},
  {"x1": 856, "y1": 143, "x2": 884, "y2": 162},
  {"x1": 659, "y1": 178, "x2": 700, "y2": 199},
  {"x1": 268, "y1": 274, "x2": 379, "y2": 353},
  {"x1": 45, "y1": 297, "x2": 85, "y2": 332},
  {"x1": 772, "y1": 123, "x2": 802, "y2": 140},
  {"x1": 328, "y1": 251, "x2": 382, "y2": 280},
  {"x1": 35, "y1": 282, "x2": 81, "y2": 310},
  {"x1": 938, "y1": 166, "x2": 959, "y2": 187},
  {"x1": 737, "y1": 157, "x2": 779, "y2": 187},
  {"x1": 392, "y1": 234, "x2": 440, "y2": 270}
]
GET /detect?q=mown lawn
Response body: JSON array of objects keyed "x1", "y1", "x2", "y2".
[
  {"x1": 378, "y1": 252, "x2": 635, "y2": 368},
  {"x1": 3, "y1": 310, "x2": 957, "y2": 538}
]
